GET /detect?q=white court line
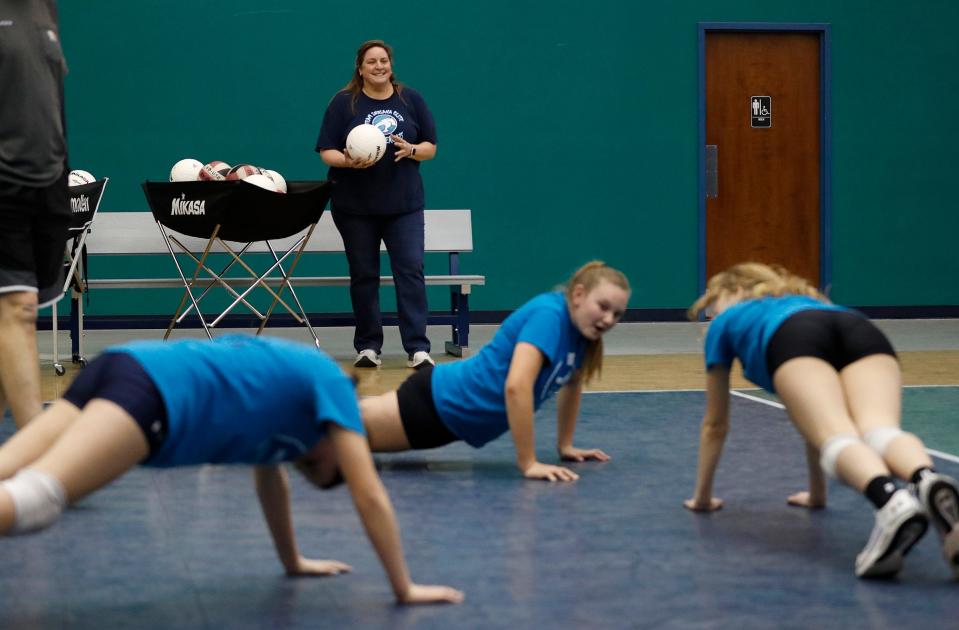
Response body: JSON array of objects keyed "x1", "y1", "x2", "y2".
[
  {"x1": 730, "y1": 390, "x2": 782, "y2": 408},
  {"x1": 728, "y1": 390, "x2": 959, "y2": 464},
  {"x1": 927, "y1": 449, "x2": 959, "y2": 465}
]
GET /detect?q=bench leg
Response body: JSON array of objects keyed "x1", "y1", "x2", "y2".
[
  {"x1": 444, "y1": 287, "x2": 470, "y2": 357},
  {"x1": 70, "y1": 294, "x2": 80, "y2": 361},
  {"x1": 51, "y1": 299, "x2": 63, "y2": 376}
]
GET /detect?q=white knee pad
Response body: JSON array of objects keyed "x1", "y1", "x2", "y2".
[
  {"x1": 820, "y1": 434, "x2": 862, "y2": 479},
  {"x1": 1, "y1": 468, "x2": 67, "y2": 535},
  {"x1": 863, "y1": 427, "x2": 903, "y2": 456}
]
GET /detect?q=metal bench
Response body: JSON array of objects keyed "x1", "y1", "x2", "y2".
[{"x1": 69, "y1": 209, "x2": 483, "y2": 365}]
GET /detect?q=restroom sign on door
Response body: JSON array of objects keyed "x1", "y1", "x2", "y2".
[{"x1": 750, "y1": 96, "x2": 771, "y2": 128}]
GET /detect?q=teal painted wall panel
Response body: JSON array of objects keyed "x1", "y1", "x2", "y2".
[
  {"x1": 829, "y1": 4, "x2": 959, "y2": 305},
  {"x1": 54, "y1": 1, "x2": 958, "y2": 317}
]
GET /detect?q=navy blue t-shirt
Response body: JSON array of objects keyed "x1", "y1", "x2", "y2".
[{"x1": 315, "y1": 87, "x2": 436, "y2": 215}]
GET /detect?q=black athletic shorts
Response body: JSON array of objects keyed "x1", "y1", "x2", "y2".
[
  {"x1": 396, "y1": 364, "x2": 459, "y2": 450},
  {"x1": 62, "y1": 352, "x2": 169, "y2": 456},
  {"x1": 0, "y1": 170, "x2": 71, "y2": 307},
  {"x1": 766, "y1": 309, "x2": 897, "y2": 376}
]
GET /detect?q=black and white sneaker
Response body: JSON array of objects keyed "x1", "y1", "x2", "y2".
[
  {"x1": 855, "y1": 488, "x2": 928, "y2": 578},
  {"x1": 915, "y1": 471, "x2": 959, "y2": 578},
  {"x1": 354, "y1": 349, "x2": 382, "y2": 368}
]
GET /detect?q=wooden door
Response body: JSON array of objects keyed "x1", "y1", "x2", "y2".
[{"x1": 705, "y1": 32, "x2": 821, "y2": 284}]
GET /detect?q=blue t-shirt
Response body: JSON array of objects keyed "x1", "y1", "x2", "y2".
[
  {"x1": 109, "y1": 335, "x2": 363, "y2": 467},
  {"x1": 704, "y1": 295, "x2": 847, "y2": 392},
  {"x1": 315, "y1": 87, "x2": 436, "y2": 215},
  {"x1": 431, "y1": 292, "x2": 586, "y2": 447}
]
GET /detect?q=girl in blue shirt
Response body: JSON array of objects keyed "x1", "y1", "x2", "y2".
[
  {"x1": 684, "y1": 263, "x2": 959, "y2": 580},
  {"x1": 0, "y1": 335, "x2": 462, "y2": 606},
  {"x1": 361, "y1": 261, "x2": 631, "y2": 482}
]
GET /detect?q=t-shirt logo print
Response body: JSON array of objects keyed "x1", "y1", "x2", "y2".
[{"x1": 371, "y1": 114, "x2": 398, "y2": 136}]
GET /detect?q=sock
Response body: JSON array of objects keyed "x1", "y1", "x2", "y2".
[
  {"x1": 865, "y1": 475, "x2": 898, "y2": 509},
  {"x1": 910, "y1": 467, "x2": 934, "y2": 484}
]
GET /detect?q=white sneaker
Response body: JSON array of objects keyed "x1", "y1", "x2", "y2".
[
  {"x1": 353, "y1": 349, "x2": 381, "y2": 368},
  {"x1": 915, "y1": 471, "x2": 959, "y2": 578},
  {"x1": 855, "y1": 488, "x2": 928, "y2": 578},
  {"x1": 407, "y1": 351, "x2": 435, "y2": 370}
]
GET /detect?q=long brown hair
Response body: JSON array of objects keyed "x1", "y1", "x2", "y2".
[
  {"x1": 687, "y1": 262, "x2": 827, "y2": 320},
  {"x1": 565, "y1": 261, "x2": 630, "y2": 383},
  {"x1": 341, "y1": 40, "x2": 405, "y2": 113}
]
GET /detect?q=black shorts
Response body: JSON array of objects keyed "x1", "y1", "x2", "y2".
[
  {"x1": 0, "y1": 170, "x2": 70, "y2": 307},
  {"x1": 62, "y1": 352, "x2": 169, "y2": 456},
  {"x1": 766, "y1": 309, "x2": 897, "y2": 376},
  {"x1": 395, "y1": 364, "x2": 459, "y2": 450}
]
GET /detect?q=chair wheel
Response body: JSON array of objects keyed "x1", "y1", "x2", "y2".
[
  {"x1": 78, "y1": 357, "x2": 88, "y2": 367},
  {"x1": 54, "y1": 364, "x2": 66, "y2": 376}
]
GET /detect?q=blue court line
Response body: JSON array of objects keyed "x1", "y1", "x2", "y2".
[{"x1": 730, "y1": 389, "x2": 959, "y2": 465}]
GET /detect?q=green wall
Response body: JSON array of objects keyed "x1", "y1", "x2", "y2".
[{"x1": 57, "y1": 0, "x2": 959, "y2": 317}]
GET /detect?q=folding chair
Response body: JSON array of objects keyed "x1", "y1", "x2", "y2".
[
  {"x1": 52, "y1": 178, "x2": 108, "y2": 375},
  {"x1": 141, "y1": 180, "x2": 331, "y2": 343}
]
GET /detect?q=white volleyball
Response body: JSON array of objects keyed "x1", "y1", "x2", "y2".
[
  {"x1": 346, "y1": 123, "x2": 387, "y2": 164},
  {"x1": 68, "y1": 169, "x2": 95, "y2": 186},
  {"x1": 263, "y1": 169, "x2": 287, "y2": 193},
  {"x1": 169, "y1": 158, "x2": 203, "y2": 182},
  {"x1": 242, "y1": 173, "x2": 281, "y2": 192}
]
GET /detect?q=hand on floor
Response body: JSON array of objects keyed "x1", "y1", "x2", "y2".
[
  {"x1": 286, "y1": 557, "x2": 353, "y2": 577},
  {"x1": 398, "y1": 583, "x2": 465, "y2": 605},
  {"x1": 787, "y1": 490, "x2": 825, "y2": 509},
  {"x1": 684, "y1": 497, "x2": 723, "y2": 512},
  {"x1": 559, "y1": 445, "x2": 611, "y2": 462}
]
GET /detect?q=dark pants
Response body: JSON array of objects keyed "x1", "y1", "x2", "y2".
[{"x1": 332, "y1": 209, "x2": 430, "y2": 356}]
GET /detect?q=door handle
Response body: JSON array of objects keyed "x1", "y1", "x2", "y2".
[{"x1": 706, "y1": 145, "x2": 718, "y2": 198}]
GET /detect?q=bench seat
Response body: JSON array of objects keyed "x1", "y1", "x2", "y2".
[{"x1": 63, "y1": 209, "x2": 482, "y2": 361}]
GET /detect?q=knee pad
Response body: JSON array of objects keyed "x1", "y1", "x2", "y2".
[
  {"x1": 863, "y1": 427, "x2": 904, "y2": 456},
  {"x1": 820, "y1": 434, "x2": 861, "y2": 478},
  {"x1": 1, "y1": 468, "x2": 67, "y2": 535}
]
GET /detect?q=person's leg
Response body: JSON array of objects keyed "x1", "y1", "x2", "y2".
[
  {"x1": 842, "y1": 353, "x2": 959, "y2": 575},
  {"x1": 774, "y1": 356, "x2": 927, "y2": 578},
  {"x1": 0, "y1": 291, "x2": 43, "y2": 428},
  {"x1": 381, "y1": 210, "x2": 430, "y2": 359},
  {"x1": 838, "y1": 354, "x2": 931, "y2": 478},
  {"x1": 0, "y1": 398, "x2": 148, "y2": 534},
  {"x1": 332, "y1": 211, "x2": 384, "y2": 356},
  {"x1": 0, "y1": 399, "x2": 81, "y2": 479},
  {"x1": 0, "y1": 173, "x2": 70, "y2": 429},
  {"x1": 360, "y1": 392, "x2": 412, "y2": 452},
  {"x1": 774, "y1": 357, "x2": 888, "y2": 491}
]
